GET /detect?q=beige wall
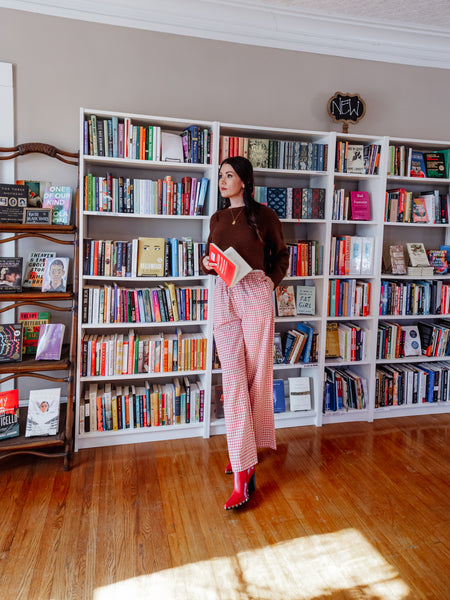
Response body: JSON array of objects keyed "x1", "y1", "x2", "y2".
[{"x1": 1, "y1": 7, "x2": 450, "y2": 176}]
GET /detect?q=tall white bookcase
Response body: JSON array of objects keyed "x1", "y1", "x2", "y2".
[{"x1": 75, "y1": 108, "x2": 450, "y2": 451}]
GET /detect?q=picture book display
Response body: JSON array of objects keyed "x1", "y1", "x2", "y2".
[
  {"x1": 42, "y1": 186, "x2": 72, "y2": 224},
  {"x1": 350, "y1": 191, "x2": 371, "y2": 220},
  {"x1": 208, "y1": 243, "x2": 252, "y2": 288},
  {"x1": 275, "y1": 285, "x2": 296, "y2": 316},
  {"x1": 296, "y1": 285, "x2": 315, "y2": 315},
  {"x1": 0, "y1": 324, "x2": 23, "y2": 362},
  {"x1": 23, "y1": 251, "x2": 56, "y2": 288},
  {"x1": 137, "y1": 237, "x2": 165, "y2": 276},
  {"x1": 0, "y1": 257, "x2": 23, "y2": 293},
  {"x1": 346, "y1": 145, "x2": 365, "y2": 174},
  {"x1": 325, "y1": 322, "x2": 340, "y2": 358},
  {"x1": 412, "y1": 197, "x2": 429, "y2": 222},
  {"x1": 409, "y1": 150, "x2": 426, "y2": 177},
  {"x1": 388, "y1": 244, "x2": 407, "y2": 275},
  {"x1": 16, "y1": 180, "x2": 51, "y2": 207},
  {"x1": 35, "y1": 323, "x2": 65, "y2": 360},
  {"x1": 0, "y1": 388, "x2": 19, "y2": 440},
  {"x1": 288, "y1": 377, "x2": 312, "y2": 411},
  {"x1": 427, "y1": 250, "x2": 448, "y2": 274},
  {"x1": 25, "y1": 388, "x2": 61, "y2": 437},
  {"x1": 41, "y1": 257, "x2": 69, "y2": 292},
  {"x1": 19, "y1": 312, "x2": 50, "y2": 354},
  {"x1": 0, "y1": 183, "x2": 28, "y2": 223},
  {"x1": 406, "y1": 243, "x2": 430, "y2": 267}
]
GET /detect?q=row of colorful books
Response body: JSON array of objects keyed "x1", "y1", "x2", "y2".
[
  {"x1": 84, "y1": 115, "x2": 212, "y2": 164},
  {"x1": 80, "y1": 329, "x2": 207, "y2": 377},
  {"x1": 219, "y1": 136, "x2": 328, "y2": 171},
  {"x1": 253, "y1": 186, "x2": 326, "y2": 220},
  {"x1": 332, "y1": 189, "x2": 371, "y2": 221},
  {"x1": 376, "y1": 362, "x2": 450, "y2": 407},
  {"x1": 83, "y1": 237, "x2": 207, "y2": 278},
  {"x1": 83, "y1": 173, "x2": 208, "y2": 216},
  {"x1": 330, "y1": 236, "x2": 374, "y2": 276},
  {"x1": 383, "y1": 242, "x2": 449, "y2": 276},
  {"x1": 385, "y1": 188, "x2": 449, "y2": 224},
  {"x1": 377, "y1": 323, "x2": 423, "y2": 360},
  {"x1": 80, "y1": 378, "x2": 205, "y2": 433},
  {"x1": 323, "y1": 367, "x2": 368, "y2": 412},
  {"x1": 82, "y1": 284, "x2": 208, "y2": 325},
  {"x1": 328, "y1": 279, "x2": 371, "y2": 317},
  {"x1": 286, "y1": 241, "x2": 323, "y2": 277},
  {"x1": 379, "y1": 280, "x2": 450, "y2": 316},
  {"x1": 335, "y1": 142, "x2": 381, "y2": 175},
  {"x1": 388, "y1": 145, "x2": 449, "y2": 178},
  {"x1": 273, "y1": 322, "x2": 318, "y2": 365}
]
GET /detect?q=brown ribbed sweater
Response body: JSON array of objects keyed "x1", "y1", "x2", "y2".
[{"x1": 202, "y1": 204, "x2": 289, "y2": 287}]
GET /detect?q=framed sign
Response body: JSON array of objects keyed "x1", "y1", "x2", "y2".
[
  {"x1": 24, "y1": 207, "x2": 52, "y2": 224},
  {"x1": 328, "y1": 92, "x2": 366, "y2": 132}
]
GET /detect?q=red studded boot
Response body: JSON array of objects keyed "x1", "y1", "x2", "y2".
[{"x1": 224, "y1": 466, "x2": 256, "y2": 510}]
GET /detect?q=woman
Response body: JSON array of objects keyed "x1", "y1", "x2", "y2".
[{"x1": 202, "y1": 156, "x2": 289, "y2": 510}]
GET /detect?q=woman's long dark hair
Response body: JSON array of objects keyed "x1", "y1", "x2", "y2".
[{"x1": 219, "y1": 156, "x2": 263, "y2": 241}]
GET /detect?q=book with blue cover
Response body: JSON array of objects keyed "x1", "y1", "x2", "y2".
[
  {"x1": 273, "y1": 379, "x2": 286, "y2": 413},
  {"x1": 267, "y1": 187, "x2": 287, "y2": 218}
]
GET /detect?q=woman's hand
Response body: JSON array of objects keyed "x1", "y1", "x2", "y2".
[{"x1": 202, "y1": 255, "x2": 217, "y2": 271}]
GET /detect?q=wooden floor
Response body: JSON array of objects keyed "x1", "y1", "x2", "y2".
[{"x1": 0, "y1": 414, "x2": 449, "y2": 600}]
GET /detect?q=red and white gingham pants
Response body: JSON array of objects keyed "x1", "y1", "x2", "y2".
[{"x1": 213, "y1": 270, "x2": 276, "y2": 472}]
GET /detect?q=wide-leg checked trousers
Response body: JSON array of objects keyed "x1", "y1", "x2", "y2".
[{"x1": 213, "y1": 270, "x2": 276, "y2": 472}]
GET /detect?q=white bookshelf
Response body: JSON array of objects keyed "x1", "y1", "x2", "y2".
[{"x1": 75, "y1": 110, "x2": 450, "y2": 450}]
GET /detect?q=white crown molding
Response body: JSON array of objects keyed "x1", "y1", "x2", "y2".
[{"x1": 2, "y1": 0, "x2": 450, "y2": 69}]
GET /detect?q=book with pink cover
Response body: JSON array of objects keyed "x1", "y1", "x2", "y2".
[
  {"x1": 35, "y1": 323, "x2": 65, "y2": 360},
  {"x1": 208, "y1": 243, "x2": 252, "y2": 288},
  {"x1": 350, "y1": 191, "x2": 371, "y2": 220}
]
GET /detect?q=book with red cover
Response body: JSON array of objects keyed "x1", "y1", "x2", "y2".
[
  {"x1": 208, "y1": 243, "x2": 252, "y2": 288},
  {"x1": 0, "y1": 388, "x2": 19, "y2": 440},
  {"x1": 350, "y1": 191, "x2": 371, "y2": 220}
]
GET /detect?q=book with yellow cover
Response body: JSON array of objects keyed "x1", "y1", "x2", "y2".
[{"x1": 137, "y1": 237, "x2": 165, "y2": 276}]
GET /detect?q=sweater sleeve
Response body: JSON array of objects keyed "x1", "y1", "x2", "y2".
[
  {"x1": 200, "y1": 214, "x2": 217, "y2": 276},
  {"x1": 264, "y1": 210, "x2": 289, "y2": 288}
]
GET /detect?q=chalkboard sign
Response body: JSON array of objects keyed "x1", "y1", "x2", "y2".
[
  {"x1": 328, "y1": 92, "x2": 366, "y2": 132},
  {"x1": 24, "y1": 208, "x2": 52, "y2": 224}
]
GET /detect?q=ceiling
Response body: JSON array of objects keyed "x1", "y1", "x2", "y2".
[{"x1": 3, "y1": 0, "x2": 450, "y2": 68}]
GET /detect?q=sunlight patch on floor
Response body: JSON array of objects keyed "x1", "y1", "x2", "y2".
[{"x1": 94, "y1": 528, "x2": 411, "y2": 600}]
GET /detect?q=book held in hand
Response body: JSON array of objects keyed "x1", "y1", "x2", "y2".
[
  {"x1": 0, "y1": 257, "x2": 23, "y2": 293},
  {"x1": 25, "y1": 388, "x2": 61, "y2": 437},
  {"x1": 208, "y1": 243, "x2": 252, "y2": 288},
  {"x1": 0, "y1": 388, "x2": 19, "y2": 440},
  {"x1": 36, "y1": 323, "x2": 65, "y2": 360}
]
